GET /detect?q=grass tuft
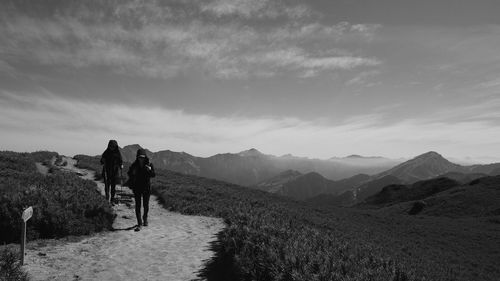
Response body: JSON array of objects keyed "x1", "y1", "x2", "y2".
[{"x1": 0, "y1": 248, "x2": 29, "y2": 281}]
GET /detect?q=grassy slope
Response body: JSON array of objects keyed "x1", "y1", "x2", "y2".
[
  {"x1": 354, "y1": 176, "x2": 500, "y2": 280},
  {"x1": 0, "y1": 151, "x2": 115, "y2": 281},
  {"x1": 155, "y1": 172, "x2": 500, "y2": 281},
  {"x1": 79, "y1": 154, "x2": 500, "y2": 281},
  {"x1": 362, "y1": 177, "x2": 460, "y2": 206},
  {"x1": 346, "y1": 207, "x2": 499, "y2": 281},
  {"x1": 0, "y1": 151, "x2": 114, "y2": 244},
  {"x1": 154, "y1": 171, "x2": 423, "y2": 281}
]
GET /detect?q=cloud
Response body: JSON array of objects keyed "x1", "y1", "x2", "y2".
[
  {"x1": 243, "y1": 48, "x2": 380, "y2": 78},
  {"x1": 426, "y1": 96, "x2": 500, "y2": 124},
  {"x1": 476, "y1": 77, "x2": 500, "y2": 90},
  {"x1": 2, "y1": 90, "x2": 500, "y2": 160},
  {"x1": 200, "y1": 0, "x2": 312, "y2": 19},
  {"x1": 345, "y1": 70, "x2": 381, "y2": 87},
  {"x1": 350, "y1": 24, "x2": 382, "y2": 40},
  {"x1": 0, "y1": 0, "x2": 381, "y2": 79},
  {"x1": 0, "y1": 60, "x2": 17, "y2": 76}
]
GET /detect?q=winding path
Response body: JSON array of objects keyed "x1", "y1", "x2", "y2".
[{"x1": 24, "y1": 157, "x2": 224, "y2": 281}]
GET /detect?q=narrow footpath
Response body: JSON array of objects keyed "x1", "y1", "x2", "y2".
[{"x1": 24, "y1": 157, "x2": 224, "y2": 281}]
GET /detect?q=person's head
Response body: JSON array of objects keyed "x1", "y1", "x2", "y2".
[
  {"x1": 136, "y1": 148, "x2": 148, "y2": 167},
  {"x1": 108, "y1": 140, "x2": 119, "y2": 151}
]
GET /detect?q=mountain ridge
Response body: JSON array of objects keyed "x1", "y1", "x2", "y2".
[
  {"x1": 118, "y1": 144, "x2": 401, "y2": 186},
  {"x1": 255, "y1": 170, "x2": 354, "y2": 199}
]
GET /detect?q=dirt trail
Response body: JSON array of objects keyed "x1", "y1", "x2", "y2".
[
  {"x1": 24, "y1": 157, "x2": 224, "y2": 281},
  {"x1": 34, "y1": 162, "x2": 49, "y2": 175}
]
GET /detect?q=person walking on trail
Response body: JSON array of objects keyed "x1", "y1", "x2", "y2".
[
  {"x1": 100, "y1": 140, "x2": 123, "y2": 205},
  {"x1": 127, "y1": 148, "x2": 155, "y2": 231}
]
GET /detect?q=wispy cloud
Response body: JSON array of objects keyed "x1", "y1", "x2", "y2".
[
  {"x1": 200, "y1": 0, "x2": 312, "y2": 19},
  {"x1": 242, "y1": 48, "x2": 380, "y2": 78},
  {"x1": 475, "y1": 77, "x2": 500, "y2": 91},
  {"x1": 345, "y1": 70, "x2": 381, "y2": 87},
  {"x1": 0, "y1": 60, "x2": 17, "y2": 76},
  {"x1": 0, "y1": 0, "x2": 381, "y2": 79}
]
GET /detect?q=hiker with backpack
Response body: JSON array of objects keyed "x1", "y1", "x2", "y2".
[
  {"x1": 100, "y1": 140, "x2": 123, "y2": 205},
  {"x1": 127, "y1": 148, "x2": 155, "y2": 231}
]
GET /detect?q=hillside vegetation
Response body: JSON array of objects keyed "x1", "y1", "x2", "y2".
[
  {"x1": 154, "y1": 174, "x2": 423, "y2": 281},
  {"x1": 362, "y1": 175, "x2": 500, "y2": 218},
  {"x1": 0, "y1": 151, "x2": 114, "y2": 244},
  {"x1": 155, "y1": 173, "x2": 500, "y2": 281},
  {"x1": 417, "y1": 176, "x2": 500, "y2": 217},
  {"x1": 363, "y1": 177, "x2": 460, "y2": 206},
  {"x1": 0, "y1": 247, "x2": 28, "y2": 281}
]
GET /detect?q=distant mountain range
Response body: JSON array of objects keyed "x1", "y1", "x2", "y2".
[
  {"x1": 117, "y1": 144, "x2": 400, "y2": 186},
  {"x1": 117, "y1": 145, "x2": 500, "y2": 203},
  {"x1": 371, "y1": 151, "x2": 500, "y2": 183},
  {"x1": 306, "y1": 151, "x2": 500, "y2": 205},
  {"x1": 255, "y1": 170, "x2": 369, "y2": 200},
  {"x1": 254, "y1": 170, "x2": 303, "y2": 194},
  {"x1": 258, "y1": 151, "x2": 469, "y2": 201}
]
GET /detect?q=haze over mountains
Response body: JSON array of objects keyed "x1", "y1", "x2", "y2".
[
  {"x1": 117, "y1": 144, "x2": 400, "y2": 186},
  {"x1": 255, "y1": 170, "x2": 370, "y2": 200},
  {"x1": 255, "y1": 171, "x2": 353, "y2": 200},
  {"x1": 314, "y1": 151, "x2": 500, "y2": 205}
]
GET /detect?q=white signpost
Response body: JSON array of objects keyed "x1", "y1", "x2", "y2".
[{"x1": 20, "y1": 206, "x2": 33, "y2": 265}]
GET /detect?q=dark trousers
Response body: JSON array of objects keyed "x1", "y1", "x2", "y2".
[
  {"x1": 104, "y1": 180, "x2": 116, "y2": 202},
  {"x1": 134, "y1": 191, "x2": 150, "y2": 225}
]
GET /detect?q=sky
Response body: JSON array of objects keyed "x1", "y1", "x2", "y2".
[{"x1": 1, "y1": 0, "x2": 500, "y2": 162}]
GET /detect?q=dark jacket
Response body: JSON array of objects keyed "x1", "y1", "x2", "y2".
[
  {"x1": 100, "y1": 140, "x2": 123, "y2": 180},
  {"x1": 127, "y1": 158, "x2": 155, "y2": 193}
]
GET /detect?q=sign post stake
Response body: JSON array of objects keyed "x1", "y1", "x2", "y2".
[
  {"x1": 20, "y1": 220, "x2": 26, "y2": 265},
  {"x1": 20, "y1": 206, "x2": 33, "y2": 265}
]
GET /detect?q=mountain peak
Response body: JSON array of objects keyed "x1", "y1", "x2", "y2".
[
  {"x1": 343, "y1": 154, "x2": 384, "y2": 159},
  {"x1": 400, "y1": 151, "x2": 454, "y2": 169},
  {"x1": 303, "y1": 171, "x2": 326, "y2": 179},
  {"x1": 238, "y1": 148, "x2": 263, "y2": 157},
  {"x1": 375, "y1": 151, "x2": 462, "y2": 184},
  {"x1": 346, "y1": 154, "x2": 363, "y2": 159},
  {"x1": 122, "y1": 144, "x2": 143, "y2": 150},
  {"x1": 415, "y1": 151, "x2": 443, "y2": 159}
]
